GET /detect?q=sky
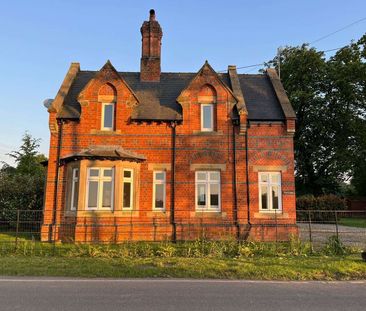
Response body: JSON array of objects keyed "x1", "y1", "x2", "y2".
[{"x1": 0, "y1": 0, "x2": 365, "y2": 165}]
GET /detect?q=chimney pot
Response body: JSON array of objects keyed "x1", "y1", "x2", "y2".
[{"x1": 149, "y1": 9, "x2": 156, "y2": 21}]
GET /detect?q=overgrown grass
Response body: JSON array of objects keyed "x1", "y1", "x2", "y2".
[
  {"x1": 0, "y1": 234, "x2": 364, "y2": 280},
  {"x1": 0, "y1": 255, "x2": 365, "y2": 280},
  {"x1": 339, "y1": 217, "x2": 366, "y2": 228}
]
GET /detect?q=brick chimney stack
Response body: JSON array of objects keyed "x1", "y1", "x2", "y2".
[{"x1": 140, "y1": 9, "x2": 163, "y2": 82}]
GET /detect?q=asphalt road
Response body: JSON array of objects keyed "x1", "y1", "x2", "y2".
[{"x1": 0, "y1": 278, "x2": 365, "y2": 311}]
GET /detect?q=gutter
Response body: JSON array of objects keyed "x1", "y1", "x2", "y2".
[
  {"x1": 245, "y1": 125, "x2": 251, "y2": 227},
  {"x1": 232, "y1": 121, "x2": 240, "y2": 240},
  {"x1": 51, "y1": 119, "x2": 64, "y2": 241},
  {"x1": 170, "y1": 121, "x2": 177, "y2": 242}
]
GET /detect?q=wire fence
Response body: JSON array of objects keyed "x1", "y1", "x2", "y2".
[{"x1": 0, "y1": 209, "x2": 365, "y2": 250}]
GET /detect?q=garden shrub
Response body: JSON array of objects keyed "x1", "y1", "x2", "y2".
[{"x1": 296, "y1": 194, "x2": 347, "y2": 222}]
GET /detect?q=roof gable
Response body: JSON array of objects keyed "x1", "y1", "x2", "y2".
[
  {"x1": 78, "y1": 60, "x2": 139, "y2": 105},
  {"x1": 176, "y1": 61, "x2": 238, "y2": 105}
]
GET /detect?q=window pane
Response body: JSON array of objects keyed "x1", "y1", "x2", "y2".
[
  {"x1": 271, "y1": 174, "x2": 280, "y2": 184},
  {"x1": 88, "y1": 181, "x2": 99, "y2": 208},
  {"x1": 154, "y1": 184, "x2": 164, "y2": 208},
  {"x1": 203, "y1": 105, "x2": 212, "y2": 129},
  {"x1": 155, "y1": 172, "x2": 165, "y2": 181},
  {"x1": 210, "y1": 183, "x2": 219, "y2": 207},
  {"x1": 102, "y1": 181, "x2": 112, "y2": 208},
  {"x1": 197, "y1": 184, "x2": 206, "y2": 206},
  {"x1": 72, "y1": 180, "x2": 79, "y2": 209},
  {"x1": 123, "y1": 182, "x2": 131, "y2": 208},
  {"x1": 209, "y1": 172, "x2": 219, "y2": 181},
  {"x1": 260, "y1": 174, "x2": 268, "y2": 182},
  {"x1": 261, "y1": 185, "x2": 268, "y2": 209},
  {"x1": 103, "y1": 169, "x2": 113, "y2": 177},
  {"x1": 197, "y1": 172, "x2": 206, "y2": 181},
  {"x1": 73, "y1": 169, "x2": 79, "y2": 179},
  {"x1": 103, "y1": 104, "x2": 113, "y2": 128},
  {"x1": 124, "y1": 170, "x2": 132, "y2": 178},
  {"x1": 89, "y1": 169, "x2": 99, "y2": 177},
  {"x1": 272, "y1": 185, "x2": 280, "y2": 210}
]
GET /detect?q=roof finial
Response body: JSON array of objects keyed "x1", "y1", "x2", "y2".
[{"x1": 149, "y1": 9, "x2": 156, "y2": 21}]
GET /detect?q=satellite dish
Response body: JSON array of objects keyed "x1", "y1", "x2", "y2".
[{"x1": 43, "y1": 98, "x2": 54, "y2": 109}]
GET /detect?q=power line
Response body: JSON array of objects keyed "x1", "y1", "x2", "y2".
[
  {"x1": 218, "y1": 17, "x2": 366, "y2": 73},
  {"x1": 310, "y1": 17, "x2": 366, "y2": 44}
]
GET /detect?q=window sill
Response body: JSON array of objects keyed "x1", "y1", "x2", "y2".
[
  {"x1": 72, "y1": 210, "x2": 140, "y2": 217},
  {"x1": 254, "y1": 211, "x2": 288, "y2": 219},
  {"x1": 190, "y1": 211, "x2": 227, "y2": 218},
  {"x1": 90, "y1": 129, "x2": 121, "y2": 135},
  {"x1": 192, "y1": 130, "x2": 223, "y2": 136}
]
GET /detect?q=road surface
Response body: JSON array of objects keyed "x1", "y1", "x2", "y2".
[{"x1": 0, "y1": 278, "x2": 365, "y2": 310}]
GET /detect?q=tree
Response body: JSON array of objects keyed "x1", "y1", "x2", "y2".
[
  {"x1": 0, "y1": 133, "x2": 47, "y2": 225},
  {"x1": 265, "y1": 34, "x2": 366, "y2": 195}
]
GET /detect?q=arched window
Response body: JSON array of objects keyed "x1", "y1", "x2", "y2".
[
  {"x1": 198, "y1": 84, "x2": 216, "y2": 132},
  {"x1": 98, "y1": 83, "x2": 117, "y2": 131}
]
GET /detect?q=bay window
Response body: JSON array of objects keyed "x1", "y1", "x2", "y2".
[
  {"x1": 70, "y1": 168, "x2": 79, "y2": 211},
  {"x1": 86, "y1": 168, "x2": 114, "y2": 210},
  {"x1": 122, "y1": 169, "x2": 134, "y2": 210}
]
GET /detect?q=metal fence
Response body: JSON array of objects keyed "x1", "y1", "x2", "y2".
[
  {"x1": 297, "y1": 209, "x2": 366, "y2": 249},
  {"x1": 0, "y1": 209, "x2": 365, "y2": 249}
]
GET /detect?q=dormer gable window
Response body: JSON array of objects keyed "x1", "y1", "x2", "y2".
[
  {"x1": 198, "y1": 84, "x2": 216, "y2": 132},
  {"x1": 102, "y1": 103, "x2": 115, "y2": 130},
  {"x1": 98, "y1": 83, "x2": 117, "y2": 131}
]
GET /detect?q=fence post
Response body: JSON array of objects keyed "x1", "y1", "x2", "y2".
[
  {"x1": 308, "y1": 210, "x2": 313, "y2": 253},
  {"x1": 15, "y1": 210, "x2": 20, "y2": 249},
  {"x1": 334, "y1": 211, "x2": 339, "y2": 240},
  {"x1": 275, "y1": 209, "x2": 278, "y2": 252}
]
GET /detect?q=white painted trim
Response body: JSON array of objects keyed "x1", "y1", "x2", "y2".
[
  {"x1": 70, "y1": 168, "x2": 79, "y2": 211},
  {"x1": 152, "y1": 171, "x2": 166, "y2": 211},
  {"x1": 122, "y1": 169, "x2": 134, "y2": 210},
  {"x1": 86, "y1": 167, "x2": 114, "y2": 211},
  {"x1": 200, "y1": 104, "x2": 214, "y2": 132},
  {"x1": 195, "y1": 171, "x2": 221, "y2": 211},
  {"x1": 258, "y1": 172, "x2": 282, "y2": 212},
  {"x1": 101, "y1": 102, "x2": 115, "y2": 131}
]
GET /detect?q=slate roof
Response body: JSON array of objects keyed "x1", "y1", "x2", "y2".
[
  {"x1": 57, "y1": 71, "x2": 287, "y2": 121},
  {"x1": 60, "y1": 146, "x2": 146, "y2": 163}
]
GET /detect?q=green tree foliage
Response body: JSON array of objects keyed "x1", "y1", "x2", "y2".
[
  {"x1": 0, "y1": 133, "x2": 47, "y2": 219},
  {"x1": 266, "y1": 34, "x2": 366, "y2": 195}
]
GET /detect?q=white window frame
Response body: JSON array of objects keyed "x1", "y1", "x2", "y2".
[
  {"x1": 195, "y1": 171, "x2": 221, "y2": 211},
  {"x1": 101, "y1": 102, "x2": 115, "y2": 131},
  {"x1": 258, "y1": 172, "x2": 282, "y2": 212},
  {"x1": 86, "y1": 167, "x2": 114, "y2": 211},
  {"x1": 122, "y1": 169, "x2": 134, "y2": 210},
  {"x1": 70, "y1": 168, "x2": 79, "y2": 211},
  {"x1": 152, "y1": 171, "x2": 166, "y2": 210},
  {"x1": 201, "y1": 103, "x2": 214, "y2": 132}
]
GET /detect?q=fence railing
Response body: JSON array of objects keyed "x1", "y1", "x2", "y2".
[{"x1": 0, "y1": 209, "x2": 365, "y2": 249}]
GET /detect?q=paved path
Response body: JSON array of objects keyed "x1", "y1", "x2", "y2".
[
  {"x1": 0, "y1": 278, "x2": 365, "y2": 311},
  {"x1": 298, "y1": 223, "x2": 366, "y2": 248}
]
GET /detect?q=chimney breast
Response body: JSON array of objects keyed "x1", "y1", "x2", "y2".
[{"x1": 140, "y1": 9, "x2": 162, "y2": 82}]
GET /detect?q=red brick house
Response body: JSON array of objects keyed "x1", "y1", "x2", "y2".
[{"x1": 42, "y1": 10, "x2": 297, "y2": 242}]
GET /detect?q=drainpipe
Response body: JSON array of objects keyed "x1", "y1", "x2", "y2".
[
  {"x1": 232, "y1": 121, "x2": 240, "y2": 240},
  {"x1": 51, "y1": 118, "x2": 64, "y2": 241},
  {"x1": 170, "y1": 121, "x2": 177, "y2": 242},
  {"x1": 245, "y1": 125, "x2": 251, "y2": 227}
]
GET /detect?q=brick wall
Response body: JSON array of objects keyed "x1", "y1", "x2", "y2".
[{"x1": 42, "y1": 65, "x2": 297, "y2": 242}]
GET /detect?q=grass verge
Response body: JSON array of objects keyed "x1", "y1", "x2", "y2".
[
  {"x1": 0, "y1": 255, "x2": 365, "y2": 280},
  {"x1": 339, "y1": 217, "x2": 366, "y2": 228}
]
